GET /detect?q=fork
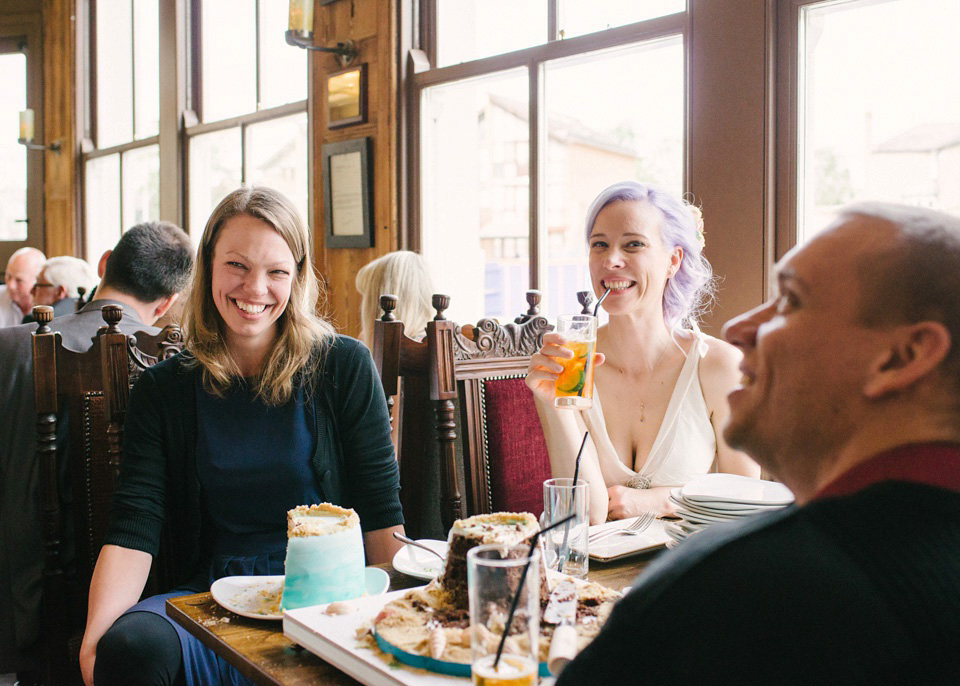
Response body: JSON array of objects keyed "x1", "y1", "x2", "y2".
[{"x1": 588, "y1": 512, "x2": 656, "y2": 544}]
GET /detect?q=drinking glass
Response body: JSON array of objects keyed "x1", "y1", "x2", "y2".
[
  {"x1": 541, "y1": 478, "x2": 589, "y2": 579},
  {"x1": 467, "y1": 544, "x2": 540, "y2": 686},
  {"x1": 553, "y1": 314, "x2": 597, "y2": 409}
]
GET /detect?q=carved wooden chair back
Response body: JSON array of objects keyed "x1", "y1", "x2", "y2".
[
  {"x1": 372, "y1": 293, "x2": 459, "y2": 538},
  {"x1": 31, "y1": 304, "x2": 129, "y2": 684},
  {"x1": 31, "y1": 305, "x2": 185, "y2": 684},
  {"x1": 453, "y1": 291, "x2": 554, "y2": 518}
]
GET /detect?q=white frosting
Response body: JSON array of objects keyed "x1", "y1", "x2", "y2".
[{"x1": 448, "y1": 512, "x2": 539, "y2": 546}]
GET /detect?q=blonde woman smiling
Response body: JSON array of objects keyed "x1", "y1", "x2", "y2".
[{"x1": 81, "y1": 187, "x2": 404, "y2": 686}]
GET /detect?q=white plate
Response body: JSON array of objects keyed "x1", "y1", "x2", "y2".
[
  {"x1": 391, "y1": 539, "x2": 448, "y2": 580},
  {"x1": 680, "y1": 473, "x2": 794, "y2": 506},
  {"x1": 210, "y1": 567, "x2": 390, "y2": 621}
]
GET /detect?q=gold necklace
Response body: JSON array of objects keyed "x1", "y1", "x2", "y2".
[{"x1": 607, "y1": 345, "x2": 670, "y2": 425}]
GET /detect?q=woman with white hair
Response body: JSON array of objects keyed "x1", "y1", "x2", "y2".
[
  {"x1": 526, "y1": 182, "x2": 759, "y2": 524},
  {"x1": 25, "y1": 256, "x2": 98, "y2": 321}
]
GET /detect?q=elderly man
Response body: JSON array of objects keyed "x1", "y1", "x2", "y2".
[
  {"x1": 0, "y1": 221, "x2": 193, "y2": 679},
  {"x1": 0, "y1": 247, "x2": 45, "y2": 327},
  {"x1": 22, "y1": 256, "x2": 99, "y2": 323},
  {"x1": 556, "y1": 202, "x2": 960, "y2": 685}
]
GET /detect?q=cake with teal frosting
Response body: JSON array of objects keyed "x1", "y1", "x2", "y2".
[{"x1": 281, "y1": 503, "x2": 366, "y2": 610}]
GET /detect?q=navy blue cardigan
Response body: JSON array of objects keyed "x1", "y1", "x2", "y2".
[{"x1": 103, "y1": 335, "x2": 403, "y2": 587}]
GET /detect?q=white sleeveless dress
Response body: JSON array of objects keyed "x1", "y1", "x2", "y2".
[{"x1": 582, "y1": 330, "x2": 716, "y2": 488}]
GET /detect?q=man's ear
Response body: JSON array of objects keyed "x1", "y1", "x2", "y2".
[
  {"x1": 55, "y1": 286, "x2": 68, "y2": 302},
  {"x1": 97, "y1": 250, "x2": 111, "y2": 278},
  {"x1": 863, "y1": 321, "x2": 951, "y2": 398},
  {"x1": 151, "y1": 293, "x2": 178, "y2": 324}
]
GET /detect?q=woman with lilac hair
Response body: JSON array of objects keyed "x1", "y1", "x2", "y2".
[{"x1": 526, "y1": 182, "x2": 758, "y2": 524}]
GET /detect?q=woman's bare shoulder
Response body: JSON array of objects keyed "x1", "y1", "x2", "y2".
[{"x1": 697, "y1": 334, "x2": 742, "y2": 383}]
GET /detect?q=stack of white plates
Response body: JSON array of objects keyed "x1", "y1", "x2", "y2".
[{"x1": 664, "y1": 473, "x2": 794, "y2": 546}]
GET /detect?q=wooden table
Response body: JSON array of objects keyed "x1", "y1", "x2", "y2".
[{"x1": 166, "y1": 551, "x2": 662, "y2": 686}]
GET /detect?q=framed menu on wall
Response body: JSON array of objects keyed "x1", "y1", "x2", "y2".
[{"x1": 322, "y1": 137, "x2": 373, "y2": 248}]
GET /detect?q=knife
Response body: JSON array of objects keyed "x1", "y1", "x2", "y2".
[{"x1": 544, "y1": 579, "x2": 578, "y2": 676}]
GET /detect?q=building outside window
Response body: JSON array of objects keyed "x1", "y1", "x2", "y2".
[{"x1": 790, "y1": 0, "x2": 960, "y2": 246}]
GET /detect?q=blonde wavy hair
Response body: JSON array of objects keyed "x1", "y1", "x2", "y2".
[
  {"x1": 355, "y1": 251, "x2": 434, "y2": 350},
  {"x1": 183, "y1": 186, "x2": 336, "y2": 405}
]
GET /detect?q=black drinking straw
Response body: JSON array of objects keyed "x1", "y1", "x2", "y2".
[
  {"x1": 492, "y1": 512, "x2": 576, "y2": 671},
  {"x1": 576, "y1": 288, "x2": 609, "y2": 399},
  {"x1": 592, "y1": 287, "x2": 611, "y2": 318},
  {"x1": 556, "y1": 430, "x2": 590, "y2": 572}
]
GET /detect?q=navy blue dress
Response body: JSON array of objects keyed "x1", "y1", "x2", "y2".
[{"x1": 127, "y1": 378, "x2": 323, "y2": 686}]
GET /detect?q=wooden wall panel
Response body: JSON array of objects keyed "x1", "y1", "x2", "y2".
[
  {"x1": 688, "y1": 0, "x2": 771, "y2": 334},
  {"x1": 313, "y1": 0, "x2": 398, "y2": 338},
  {"x1": 41, "y1": 0, "x2": 78, "y2": 257}
]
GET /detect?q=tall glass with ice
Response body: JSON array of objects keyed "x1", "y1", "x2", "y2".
[
  {"x1": 554, "y1": 314, "x2": 597, "y2": 409},
  {"x1": 467, "y1": 544, "x2": 540, "y2": 686}
]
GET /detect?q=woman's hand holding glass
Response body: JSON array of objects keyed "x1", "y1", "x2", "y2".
[{"x1": 525, "y1": 332, "x2": 605, "y2": 405}]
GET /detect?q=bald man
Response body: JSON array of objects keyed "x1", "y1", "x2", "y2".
[
  {"x1": 0, "y1": 247, "x2": 46, "y2": 327},
  {"x1": 557, "y1": 203, "x2": 960, "y2": 685}
]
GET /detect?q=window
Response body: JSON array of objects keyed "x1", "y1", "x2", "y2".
[
  {"x1": 0, "y1": 50, "x2": 27, "y2": 241},
  {"x1": 82, "y1": 0, "x2": 160, "y2": 259},
  {"x1": 788, "y1": 0, "x2": 960, "y2": 246},
  {"x1": 186, "y1": 0, "x2": 308, "y2": 238},
  {"x1": 415, "y1": 3, "x2": 687, "y2": 321},
  {"x1": 79, "y1": 0, "x2": 310, "y2": 258}
]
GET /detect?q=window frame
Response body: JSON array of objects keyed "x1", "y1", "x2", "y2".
[
  {"x1": 0, "y1": 21, "x2": 45, "y2": 266},
  {"x1": 408, "y1": 3, "x2": 689, "y2": 293},
  {"x1": 183, "y1": 0, "x2": 309, "y2": 237},
  {"x1": 78, "y1": 0, "x2": 312, "y2": 256},
  {"x1": 79, "y1": 0, "x2": 161, "y2": 259}
]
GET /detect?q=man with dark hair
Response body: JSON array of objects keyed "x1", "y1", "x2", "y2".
[
  {"x1": 556, "y1": 203, "x2": 960, "y2": 685},
  {"x1": 0, "y1": 221, "x2": 193, "y2": 679},
  {"x1": 99, "y1": 220, "x2": 195, "y2": 305}
]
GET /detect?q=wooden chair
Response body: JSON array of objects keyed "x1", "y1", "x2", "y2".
[
  {"x1": 31, "y1": 305, "x2": 184, "y2": 684},
  {"x1": 372, "y1": 294, "x2": 460, "y2": 538},
  {"x1": 451, "y1": 291, "x2": 554, "y2": 518}
]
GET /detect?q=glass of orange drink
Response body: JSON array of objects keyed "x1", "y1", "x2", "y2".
[{"x1": 554, "y1": 314, "x2": 597, "y2": 409}]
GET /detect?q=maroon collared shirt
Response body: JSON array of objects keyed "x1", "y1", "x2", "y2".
[{"x1": 814, "y1": 442, "x2": 960, "y2": 501}]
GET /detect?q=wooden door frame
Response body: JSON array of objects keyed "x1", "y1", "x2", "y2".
[{"x1": 0, "y1": 13, "x2": 44, "y2": 269}]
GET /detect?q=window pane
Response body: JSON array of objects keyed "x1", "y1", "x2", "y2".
[
  {"x1": 189, "y1": 128, "x2": 242, "y2": 240},
  {"x1": 245, "y1": 113, "x2": 309, "y2": 228},
  {"x1": 799, "y1": 0, "x2": 960, "y2": 243},
  {"x1": 122, "y1": 144, "x2": 159, "y2": 230},
  {"x1": 85, "y1": 154, "x2": 121, "y2": 261},
  {"x1": 558, "y1": 0, "x2": 685, "y2": 39},
  {"x1": 201, "y1": 0, "x2": 256, "y2": 122},
  {"x1": 421, "y1": 70, "x2": 529, "y2": 322},
  {"x1": 437, "y1": 0, "x2": 546, "y2": 68},
  {"x1": 0, "y1": 52, "x2": 27, "y2": 241},
  {"x1": 133, "y1": 0, "x2": 159, "y2": 138},
  {"x1": 258, "y1": 0, "x2": 306, "y2": 109},
  {"x1": 96, "y1": 0, "x2": 134, "y2": 147},
  {"x1": 542, "y1": 37, "x2": 684, "y2": 320}
]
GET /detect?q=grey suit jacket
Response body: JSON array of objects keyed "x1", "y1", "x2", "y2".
[{"x1": 0, "y1": 300, "x2": 157, "y2": 672}]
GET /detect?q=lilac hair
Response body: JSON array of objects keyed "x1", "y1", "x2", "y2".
[{"x1": 584, "y1": 181, "x2": 715, "y2": 330}]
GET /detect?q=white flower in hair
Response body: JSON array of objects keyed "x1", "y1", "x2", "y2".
[{"x1": 688, "y1": 204, "x2": 705, "y2": 249}]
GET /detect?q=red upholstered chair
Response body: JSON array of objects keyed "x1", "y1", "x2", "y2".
[{"x1": 453, "y1": 291, "x2": 553, "y2": 518}]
